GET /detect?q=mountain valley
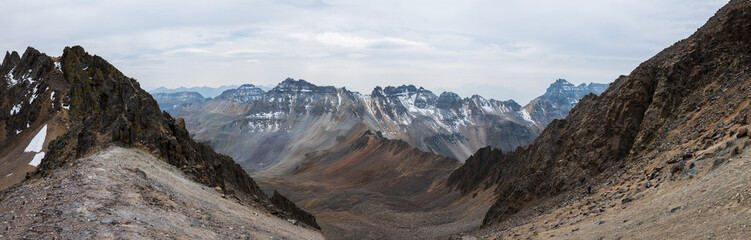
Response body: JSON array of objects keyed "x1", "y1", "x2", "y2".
[
  {"x1": 157, "y1": 78, "x2": 607, "y2": 177},
  {"x1": 1, "y1": 0, "x2": 750, "y2": 239}
]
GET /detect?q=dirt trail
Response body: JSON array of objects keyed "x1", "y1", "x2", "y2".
[{"x1": 0, "y1": 147, "x2": 323, "y2": 239}]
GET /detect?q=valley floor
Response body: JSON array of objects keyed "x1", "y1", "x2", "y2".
[
  {"x1": 260, "y1": 178, "x2": 495, "y2": 239},
  {"x1": 0, "y1": 147, "x2": 322, "y2": 239}
]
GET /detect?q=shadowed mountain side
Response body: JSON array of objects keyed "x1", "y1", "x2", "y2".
[{"x1": 448, "y1": 0, "x2": 751, "y2": 230}]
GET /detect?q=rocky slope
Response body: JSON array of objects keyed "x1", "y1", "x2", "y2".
[
  {"x1": 0, "y1": 46, "x2": 320, "y2": 234},
  {"x1": 163, "y1": 78, "x2": 605, "y2": 176},
  {"x1": 0, "y1": 147, "x2": 323, "y2": 239},
  {"x1": 447, "y1": 0, "x2": 751, "y2": 235}
]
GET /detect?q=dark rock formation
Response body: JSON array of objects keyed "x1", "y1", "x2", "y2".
[
  {"x1": 448, "y1": 0, "x2": 751, "y2": 227},
  {"x1": 270, "y1": 190, "x2": 321, "y2": 230},
  {"x1": 1, "y1": 47, "x2": 68, "y2": 148},
  {"x1": 1, "y1": 46, "x2": 319, "y2": 230}
]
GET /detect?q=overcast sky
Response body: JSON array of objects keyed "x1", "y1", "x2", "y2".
[{"x1": 1, "y1": 0, "x2": 728, "y2": 103}]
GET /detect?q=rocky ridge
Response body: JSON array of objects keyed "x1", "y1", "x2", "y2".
[
  {"x1": 447, "y1": 0, "x2": 751, "y2": 231},
  {"x1": 0, "y1": 46, "x2": 319, "y2": 230}
]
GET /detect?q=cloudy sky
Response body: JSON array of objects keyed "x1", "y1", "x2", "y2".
[{"x1": 1, "y1": 0, "x2": 728, "y2": 103}]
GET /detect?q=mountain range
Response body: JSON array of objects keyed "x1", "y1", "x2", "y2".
[
  {"x1": 2, "y1": 0, "x2": 750, "y2": 239},
  {"x1": 155, "y1": 78, "x2": 607, "y2": 177},
  {"x1": 150, "y1": 84, "x2": 275, "y2": 99}
]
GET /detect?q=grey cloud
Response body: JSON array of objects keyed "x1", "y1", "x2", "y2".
[{"x1": 0, "y1": 0, "x2": 728, "y2": 102}]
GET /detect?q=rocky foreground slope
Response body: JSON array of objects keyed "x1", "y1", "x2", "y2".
[
  {"x1": 446, "y1": 0, "x2": 751, "y2": 237},
  {"x1": 0, "y1": 147, "x2": 323, "y2": 239},
  {"x1": 0, "y1": 46, "x2": 320, "y2": 237},
  {"x1": 159, "y1": 78, "x2": 605, "y2": 176}
]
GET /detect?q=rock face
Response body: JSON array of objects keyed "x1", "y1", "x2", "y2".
[
  {"x1": 269, "y1": 190, "x2": 321, "y2": 230},
  {"x1": 0, "y1": 47, "x2": 67, "y2": 150},
  {"x1": 0, "y1": 46, "x2": 319, "y2": 230},
  {"x1": 164, "y1": 78, "x2": 605, "y2": 175},
  {"x1": 448, "y1": 0, "x2": 751, "y2": 227}
]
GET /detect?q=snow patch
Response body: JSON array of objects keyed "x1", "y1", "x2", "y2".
[
  {"x1": 519, "y1": 109, "x2": 534, "y2": 123},
  {"x1": 25, "y1": 124, "x2": 47, "y2": 152},
  {"x1": 6, "y1": 67, "x2": 18, "y2": 87},
  {"x1": 29, "y1": 86, "x2": 39, "y2": 104},
  {"x1": 24, "y1": 125, "x2": 48, "y2": 167},
  {"x1": 54, "y1": 61, "x2": 61, "y2": 71},
  {"x1": 10, "y1": 104, "x2": 22, "y2": 115},
  {"x1": 337, "y1": 92, "x2": 342, "y2": 108},
  {"x1": 29, "y1": 152, "x2": 45, "y2": 167},
  {"x1": 6, "y1": 173, "x2": 12, "y2": 177}
]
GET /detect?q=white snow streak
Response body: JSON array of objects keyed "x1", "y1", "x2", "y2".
[
  {"x1": 520, "y1": 109, "x2": 534, "y2": 123},
  {"x1": 24, "y1": 124, "x2": 48, "y2": 167},
  {"x1": 10, "y1": 104, "x2": 22, "y2": 115},
  {"x1": 29, "y1": 152, "x2": 45, "y2": 167},
  {"x1": 25, "y1": 124, "x2": 47, "y2": 152}
]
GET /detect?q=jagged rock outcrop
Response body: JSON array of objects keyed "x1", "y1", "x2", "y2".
[
  {"x1": 448, "y1": 0, "x2": 751, "y2": 227},
  {"x1": 0, "y1": 46, "x2": 319, "y2": 230},
  {"x1": 0, "y1": 47, "x2": 67, "y2": 149}
]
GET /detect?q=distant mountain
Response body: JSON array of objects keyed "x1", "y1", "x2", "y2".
[
  {"x1": 150, "y1": 85, "x2": 239, "y2": 98},
  {"x1": 156, "y1": 77, "x2": 607, "y2": 176},
  {"x1": 525, "y1": 79, "x2": 609, "y2": 128},
  {"x1": 215, "y1": 84, "x2": 266, "y2": 103},
  {"x1": 152, "y1": 91, "x2": 207, "y2": 114}
]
